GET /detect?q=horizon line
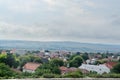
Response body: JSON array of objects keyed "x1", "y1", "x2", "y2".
[{"x1": 1, "y1": 39, "x2": 120, "y2": 46}]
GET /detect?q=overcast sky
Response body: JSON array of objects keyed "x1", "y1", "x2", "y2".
[{"x1": 0, "y1": 0, "x2": 120, "y2": 44}]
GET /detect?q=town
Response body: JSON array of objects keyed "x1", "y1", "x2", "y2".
[{"x1": 0, "y1": 49, "x2": 120, "y2": 79}]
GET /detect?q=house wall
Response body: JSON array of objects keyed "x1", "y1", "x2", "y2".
[{"x1": 23, "y1": 69, "x2": 35, "y2": 73}]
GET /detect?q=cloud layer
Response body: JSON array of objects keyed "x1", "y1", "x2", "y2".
[{"x1": 0, "y1": 0, "x2": 120, "y2": 44}]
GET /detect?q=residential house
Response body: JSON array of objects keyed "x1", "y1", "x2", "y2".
[
  {"x1": 68, "y1": 67, "x2": 78, "y2": 72},
  {"x1": 79, "y1": 64, "x2": 110, "y2": 74},
  {"x1": 10, "y1": 49, "x2": 16, "y2": 54},
  {"x1": 59, "y1": 66, "x2": 79, "y2": 75},
  {"x1": 23, "y1": 62, "x2": 41, "y2": 73},
  {"x1": 1, "y1": 50, "x2": 7, "y2": 54},
  {"x1": 37, "y1": 52, "x2": 44, "y2": 58},
  {"x1": 59, "y1": 66, "x2": 69, "y2": 75}
]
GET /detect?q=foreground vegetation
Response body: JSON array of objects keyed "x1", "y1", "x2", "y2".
[{"x1": 0, "y1": 50, "x2": 120, "y2": 79}]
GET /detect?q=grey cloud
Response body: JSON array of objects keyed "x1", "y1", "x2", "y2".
[
  {"x1": 1, "y1": 0, "x2": 120, "y2": 44},
  {"x1": 111, "y1": 17, "x2": 120, "y2": 26}
]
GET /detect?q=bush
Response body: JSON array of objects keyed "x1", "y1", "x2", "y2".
[
  {"x1": 111, "y1": 63, "x2": 120, "y2": 73},
  {"x1": 63, "y1": 73, "x2": 83, "y2": 78},
  {"x1": 102, "y1": 74, "x2": 120, "y2": 78},
  {"x1": 63, "y1": 71, "x2": 83, "y2": 78},
  {"x1": 88, "y1": 73, "x2": 120, "y2": 78},
  {"x1": 43, "y1": 73, "x2": 55, "y2": 78},
  {"x1": 0, "y1": 63, "x2": 14, "y2": 77}
]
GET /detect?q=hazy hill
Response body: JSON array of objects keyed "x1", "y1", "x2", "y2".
[{"x1": 0, "y1": 40, "x2": 120, "y2": 53}]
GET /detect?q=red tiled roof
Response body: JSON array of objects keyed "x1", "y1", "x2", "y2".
[
  {"x1": 23, "y1": 62, "x2": 41, "y2": 71},
  {"x1": 105, "y1": 62, "x2": 117, "y2": 69},
  {"x1": 59, "y1": 66, "x2": 68, "y2": 71},
  {"x1": 68, "y1": 67, "x2": 77, "y2": 72},
  {"x1": 80, "y1": 69, "x2": 89, "y2": 74},
  {"x1": 59, "y1": 66, "x2": 69, "y2": 74}
]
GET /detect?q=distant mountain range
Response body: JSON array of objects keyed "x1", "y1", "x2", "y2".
[{"x1": 0, "y1": 40, "x2": 120, "y2": 53}]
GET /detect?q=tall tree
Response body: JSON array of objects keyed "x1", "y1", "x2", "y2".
[
  {"x1": 0, "y1": 53, "x2": 7, "y2": 63},
  {"x1": 69, "y1": 56, "x2": 83, "y2": 67},
  {"x1": 6, "y1": 53, "x2": 16, "y2": 67},
  {"x1": 81, "y1": 53, "x2": 89, "y2": 60}
]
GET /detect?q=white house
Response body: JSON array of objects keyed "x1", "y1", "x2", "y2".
[
  {"x1": 79, "y1": 64, "x2": 110, "y2": 74},
  {"x1": 23, "y1": 62, "x2": 41, "y2": 73}
]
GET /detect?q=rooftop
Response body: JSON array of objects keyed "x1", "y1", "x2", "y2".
[{"x1": 23, "y1": 62, "x2": 41, "y2": 71}]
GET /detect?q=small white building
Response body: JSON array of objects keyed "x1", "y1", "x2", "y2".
[
  {"x1": 86, "y1": 58, "x2": 96, "y2": 64},
  {"x1": 23, "y1": 62, "x2": 41, "y2": 73},
  {"x1": 117, "y1": 56, "x2": 120, "y2": 60},
  {"x1": 79, "y1": 64, "x2": 110, "y2": 74}
]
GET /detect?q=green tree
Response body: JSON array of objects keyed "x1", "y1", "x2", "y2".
[
  {"x1": 0, "y1": 53, "x2": 18, "y2": 68},
  {"x1": 19, "y1": 55, "x2": 42, "y2": 68},
  {"x1": 0, "y1": 63, "x2": 14, "y2": 77},
  {"x1": 34, "y1": 57, "x2": 42, "y2": 63},
  {"x1": 0, "y1": 53, "x2": 7, "y2": 63},
  {"x1": 51, "y1": 66, "x2": 61, "y2": 74},
  {"x1": 36, "y1": 63, "x2": 61, "y2": 76},
  {"x1": 19, "y1": 56, "x2": 31, "y2": 67},
  {"x1": 69, "y1": 56, "x2": 83, "y2": 67},
  {"x1": 81, "y1": 53, "x2": 89, "y2": 60},
  {"x1": 111, "y1": 63, "x2": 120, "y2": 73},
  {"x1": 6, "y1": 53, "x2": 16, "y2": 67},
  {"x1": 69, "y1": 54, "x2": 77, "y2": 60},
  {"x1": 50, "y1": 59, "x2": 64, "y2": 66}
]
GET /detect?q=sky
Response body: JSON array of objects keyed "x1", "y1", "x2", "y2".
[{"x1": 0, "y1": 0, "x2": 120, "y2": 44}]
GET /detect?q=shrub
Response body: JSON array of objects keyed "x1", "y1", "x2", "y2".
[{"x1": 43, "y1": 73, "x2": 55, "y2": 78}]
